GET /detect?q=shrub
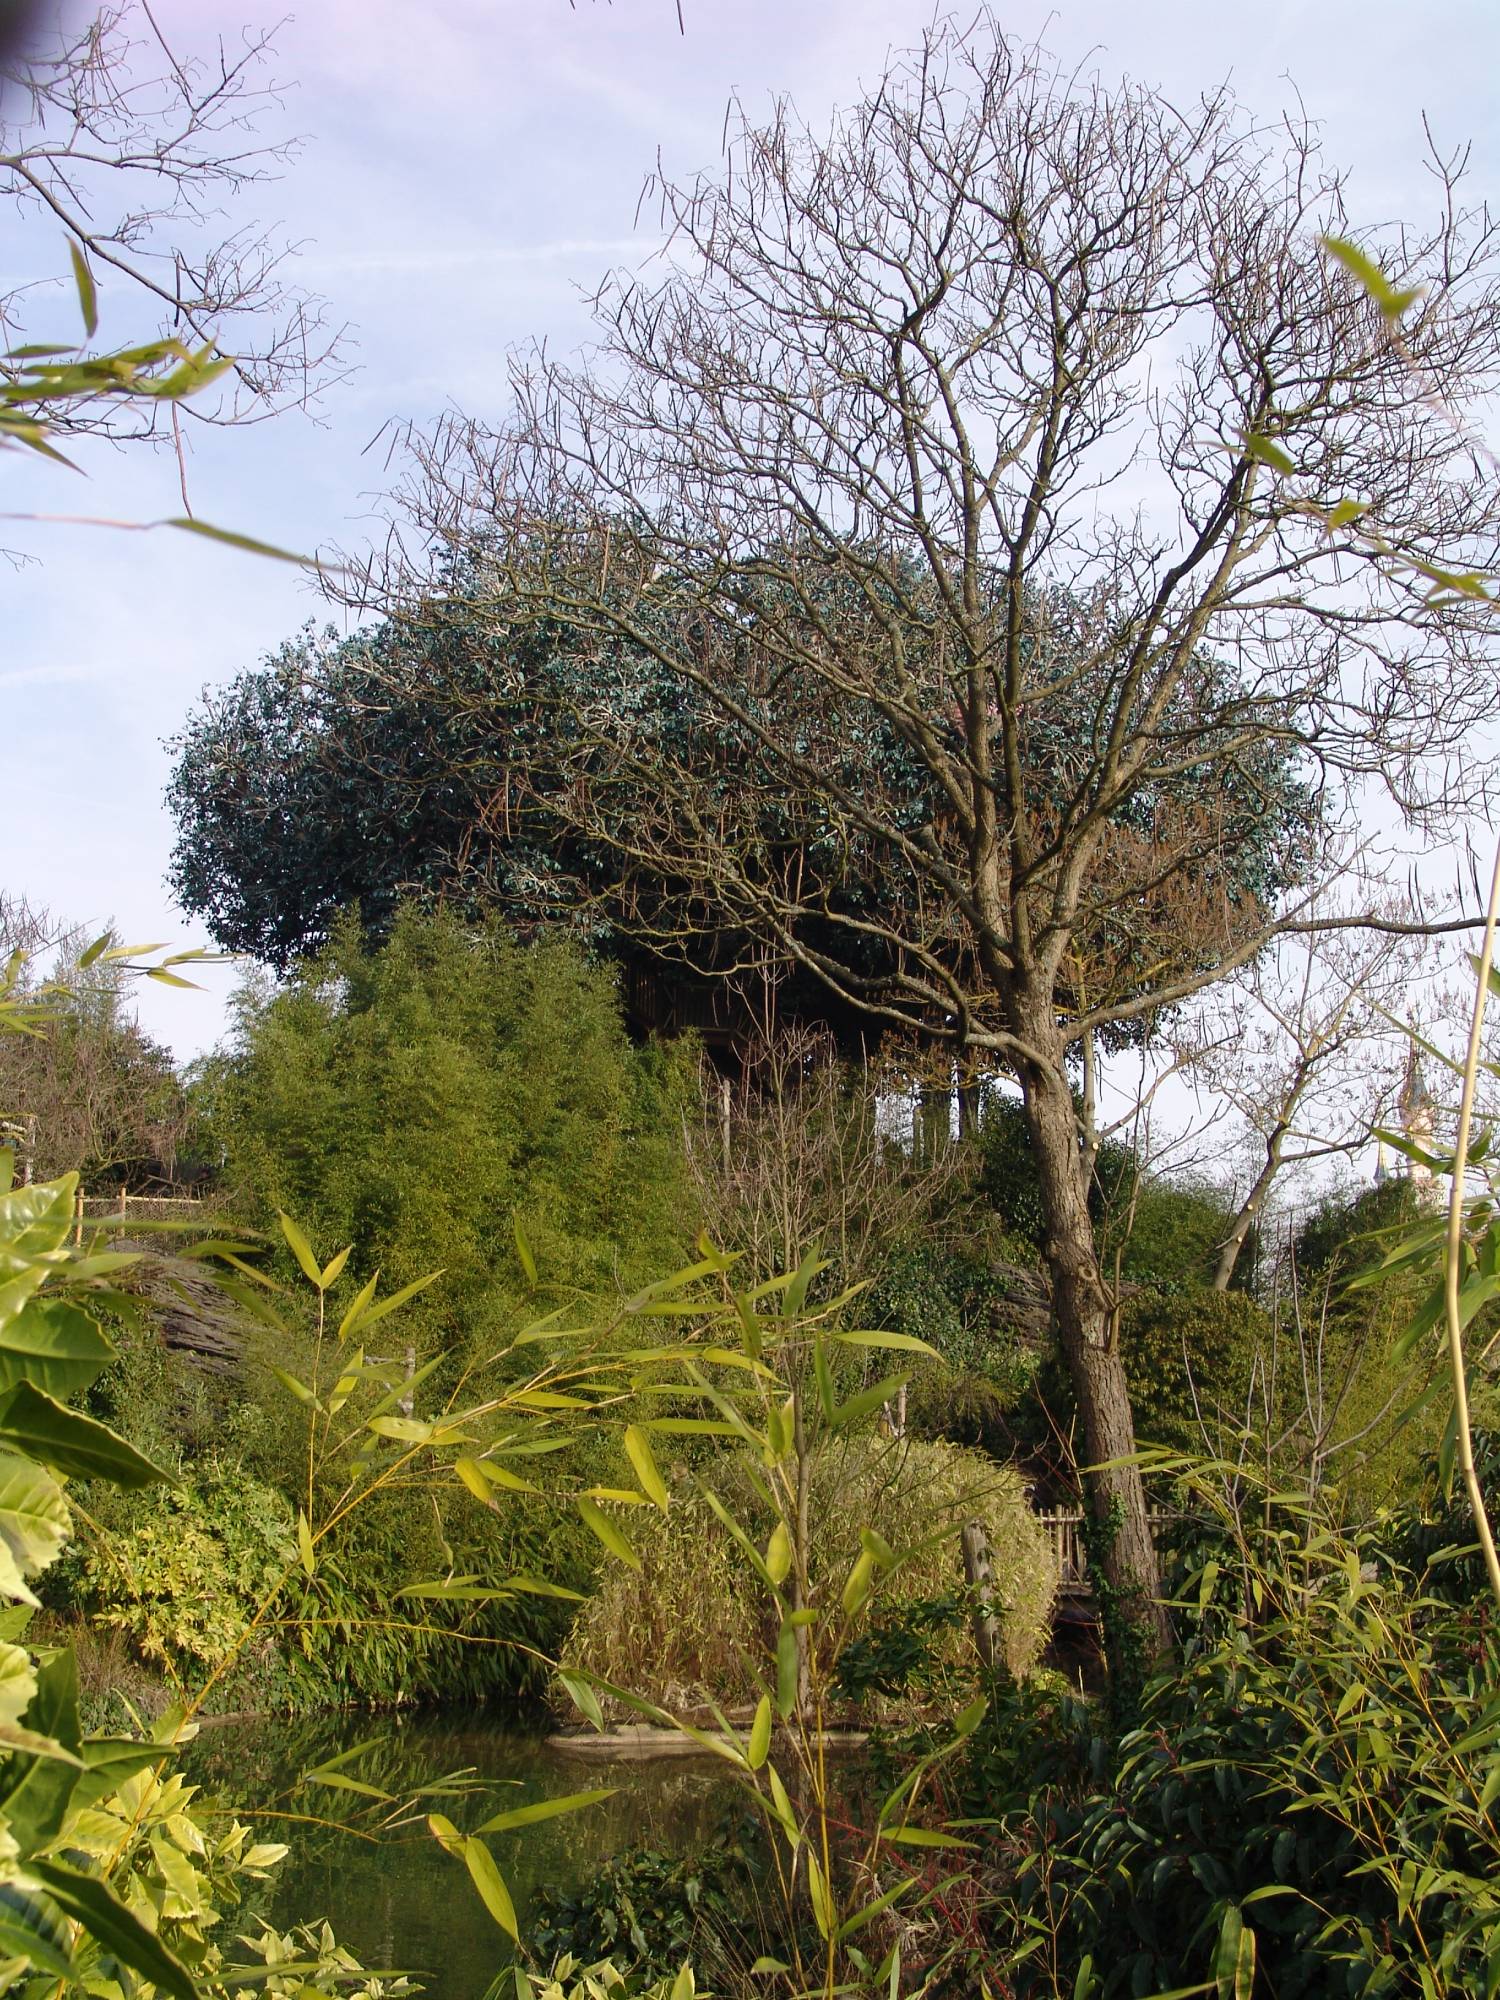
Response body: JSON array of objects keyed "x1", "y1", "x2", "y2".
[
  {"x1": 196, "y1": 906, "x2": 699, "y2": 1367},
  {"x1": 562, "y1": 1436, "x2": 1056, "y2": 1718},
  {"x1": 981, "y1": 1479, "x2": 1500, "y2": 2000},
  {"x1": 74, "y1": 1460, "x2": 297, "y2": 1673}
]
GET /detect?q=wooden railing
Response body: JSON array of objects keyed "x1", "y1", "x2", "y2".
[{"x1": 1038, "y1": 1507, "x2": 1175, "y2": 1591}]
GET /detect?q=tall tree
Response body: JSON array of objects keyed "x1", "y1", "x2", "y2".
[{"x1": 381, "y1": 20, "x2": 1500, "y2": 1665}]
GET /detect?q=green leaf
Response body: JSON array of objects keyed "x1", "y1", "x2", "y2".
[
  {"x1": 833, "y1": 1329, "x2": 942, "y2": 1358},
  {"x1": 747, "y1": 1694, "x2": 772, "y2": 1770},
  {"x1": 623, "y1": 1425, "x2": 670, "y2": 1511},
  {"x1": 337, "y1": 1270, "x2": 380, "y2": 1342},
  {"x1": 813, "y1": 1335, "x2": 836, "y2": 1421},
  {"x1": 0, "y1": 1178, "x2": 76, "y2": 1261},
  {"x1": 836, "y1": 1874, "x2": 917, "y2": 1942},
  {"x1": 319, "y1": 1244, "x2": 352, "y2": 1290},
  {"x1": 273, "y1": 1366, "x2": 316, "y2": 1406},
  {"x1": 297, "y1": 1509, "x2": 316, "y2": 1577},
  {"x1": 0, "y1": 1877, "x2": 74, "y2": 1981},
  {"x1": 558, "y1": 1671, "x2": 605, "y2": 1730},
  {"x1": 304, "y1": 1768, "x2": 395, "y2": 1802},
  {"x1": 0, "y1": 1298, "x2": 114, "y2": 1400},
  {"x1": 397, "y1": 1577, "x2": 512, "y2": 1603},
  {"x1": 1241, "y1": 430, "x2": 1296, "y2": 475},
  {"x1": 459, "y1": 1835, "x2": 519, "y2": 1941},
  {"x1": 806, "y1": 1850, "x2": 834, "y2": 1940},
  {"x1": 503, "y1": 1573, "x2": 585, "y2": 1602},
  {"x1": 0, "y1": 1647, "x2": 83, "y2": 1849},
  {"x1": 884, "y1": 1825, "x2": 974, "y2": 1849},
  {"x1": 0, "y1": 1452, "x2": 69, "y2": 1605},
  {"x1": 28, "y1": 1860, "x2": 197, "y2": 2000},
  {"x1": 577, "y1": 1496, "x2": 640, "y2": 1570},
  {"x1": 277, "y1": 1211, "x2": 324, "y2": 1286},
  {"x1": 1322, "y1": 234, "x2": 1424, "y2": 319},
  {"x1": 164, "y1": 515, "x2": 313, "y2": 564},
  {"x1": 1214, "y1": 1904, "x2": 1255, "y2": 2000},
  {"x1": 765, "y1": 1521, "x2": 792, "y2": 1587},
  {"x1": 842, "y1": 1549, "x2": 876, "y2": 1615},
  {"x1": 0, "y1": 1642, "x2": 35, "y2": 1727},
  {"x1": 831, "y1": 1373, "x2": 908, "y2": 1431},
  {"x1": 71, "y1": 1735, "x2": 169, "y2": 1811},
  {"x1": 0, "y1": 1382, "x2": 173, "y2": 1488},
  {"x1": 354, "y1": 1268, "x2": 444, "y2": 1331},
  {"x1": 775, "y1": 1621, "x2": 799, "y2": 1719},
  {"x1": 475, "y1": 1787, "x2": 617, "y2": 1834}
]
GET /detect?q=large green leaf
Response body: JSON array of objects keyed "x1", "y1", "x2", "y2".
[
  {"x1": 70, "y1": 1735, "x2": 171, "y2": 1812},
  {"x1": 0, "y1": 1646, "x2": 83, "y2": 1850},
  {"x1": 0, "y1": 1877, "x2": 75, "y2": 1981},
  {"x1": 0, "y1": 1641, "x2": 35, "y2": 1726},
  {"x1": 0, "y1": 1382, "x2": 172, "y2": 1488},
  {"x1": 0, "y1": 1299, "x2": 115, "y2": 1399},
  {"x1": 0, "y1": 1451, "x2": 69, "y2": 1605},
  {"x1": 0, "y1": 1178, "x2": 77, "y2": 1264},
  {"x1": 30, "y1": 1859, "x2": 199, "y2": 2000}
]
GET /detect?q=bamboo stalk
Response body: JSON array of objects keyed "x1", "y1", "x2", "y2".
[{"x1": 1446, "y1": 832, "x2": 1500, "y2": 1610}]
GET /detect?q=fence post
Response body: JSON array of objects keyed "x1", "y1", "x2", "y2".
[{"x1": 961, "y1": 1520, "x2": 1000, "y2": 1671}]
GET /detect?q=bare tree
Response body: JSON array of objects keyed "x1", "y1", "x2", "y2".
[
  {"x1": 0, "y1": 904, "x2": 195, "y2": 1187},
  {"x1": 1, "y1": 2, "x2": 343, "y2": 448},
  {"x1": 1173, "y1": 905, "x2": 1429, "y2": 1289},
  {"x1": 684, "y1": 1020, "x2": 974, "y2": 1283},
  {"x1": 383, "y1": 21, "x2": 1500, "y2": 1663}
]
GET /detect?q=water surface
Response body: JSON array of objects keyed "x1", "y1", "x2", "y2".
[{"x1": 185, "y1": 1711, "x2": 738, "y2": 1999}]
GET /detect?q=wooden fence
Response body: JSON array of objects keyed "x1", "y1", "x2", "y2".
[
  {"x1": 73, "y1": 1189, "x2": 211, "y2": 1243},
  {"x1": 1037, "y1": 1507, "x2": 1175, "y2": 1592}
]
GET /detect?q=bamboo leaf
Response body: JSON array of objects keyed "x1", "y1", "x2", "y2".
[
  {"x1": 577, "y1": 1496, "x2": 640, "y2": 1569},
  {"x1": 475, "y1": 1787, "x2": 617, "y2": 1835},
  {"x1": 277, "y1": 1211, "x2": 323, "y2": 1287},
  {"x1": 319, "y1": 1245, "x2": 352, "y2": 1290},
  {"x1": 747, "y1": 1695, "x2": 772, "y2": 1771},
  {"x1": 624, "y1": 1424, "x2": 670, "y2": 1511}
]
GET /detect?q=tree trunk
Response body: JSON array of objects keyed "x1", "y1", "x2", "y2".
[{"x1": 1017, "y1": 1035, "x2": 1171, "y2": 1681}]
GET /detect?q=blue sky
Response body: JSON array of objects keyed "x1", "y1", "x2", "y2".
[{"x1": 7, "y1": 0, "x2": 1500, "y2": 1061}]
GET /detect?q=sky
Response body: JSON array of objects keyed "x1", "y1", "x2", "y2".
[{"x1": 6, "y1": 0, "x2": 1500, "y2": 1066}]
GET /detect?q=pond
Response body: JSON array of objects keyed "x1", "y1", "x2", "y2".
[{"x1": 183, "y1": 1710, "x2": 742, "y2": 1998}]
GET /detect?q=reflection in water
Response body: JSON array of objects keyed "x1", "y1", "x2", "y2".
[{"x1": 183, "y1": 1710, "x2": 740, "y2": 2000}]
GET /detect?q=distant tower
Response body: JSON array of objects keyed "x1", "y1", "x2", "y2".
[{"x1": 1398, "y1": 1049, "x2": 1439, "y2": 1203}]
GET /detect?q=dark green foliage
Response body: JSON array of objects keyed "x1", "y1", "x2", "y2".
[
  {"x1": 197, "y1": 906, "x2": 698, "y2": 1363},
  {"x1": 1381, "y1": 1427, "x2": 1500, "y2": 1605},
  {"x1": 972, "y1": 1477, "x2": 1500, "y2": 2000},
  {"x1": 166, "y1": 595, "x2": 1314, "y2": 1058},
  {"x1": 831, "y1": 1595, "x2": 963, "y2": 1702},
  {"x1": 528, "y1": 1840, "x2": 752, "y2": 1982},
  {"x1": 1294, "y1": 1176, "x2": 1422, "y2": 1281},
  {"x1": 1119, "y1": 1288, "x2": 1273, "y2": 1452}
]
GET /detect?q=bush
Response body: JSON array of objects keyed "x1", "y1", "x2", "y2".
[
  {"x1": 981, "y1": 1479, "x2": 1500, "y2": 2000},
  {"x1": 196, "y1": 905, "x2": 698, "y2": 1367},
  {"x1": 529, "y1": 1844, "x2": 750, "y2": 1985},
  {"x1": 562, "y1": 1436, "x2": 1057, "y2": 1718},
  {"x1": 67, "y1": 1458, "x2": 300, "y2": 1706}
]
